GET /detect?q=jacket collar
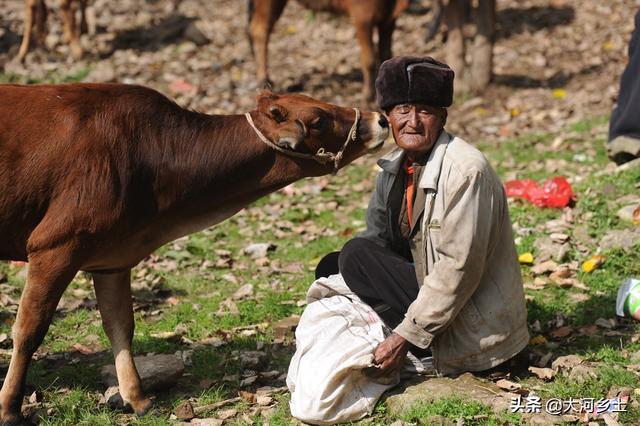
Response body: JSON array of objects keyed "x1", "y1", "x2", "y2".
[{"x1": 376, "y1": 131, "x2": 451, "y2": 190}]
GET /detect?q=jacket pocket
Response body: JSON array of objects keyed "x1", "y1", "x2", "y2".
[{"x1": 460, "y1": 299, "x2": 483, "y2": 332}]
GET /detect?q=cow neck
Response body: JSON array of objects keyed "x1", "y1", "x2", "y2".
[{"x1": 146, "y1": 112, "x2": 309, "y2": 212}]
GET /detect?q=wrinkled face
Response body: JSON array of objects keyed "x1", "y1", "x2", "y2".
[
  {"x1": 386, "y1": 103, "x2": 446, "y2": 160},
  {"x1": 251, "y1": 91, "x2": 389, "y2": 168}
]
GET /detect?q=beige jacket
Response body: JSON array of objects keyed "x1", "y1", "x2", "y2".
[{"x1": 360, "y1": 131, "x2": 529, "y2": 375}]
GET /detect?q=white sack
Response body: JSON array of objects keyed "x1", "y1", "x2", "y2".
[{"x1": 286, "y1": 274, "x2": 400, "y2": 425}]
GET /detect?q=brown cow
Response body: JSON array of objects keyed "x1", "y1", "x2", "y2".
[
  {"x1": 0, "y1": 83, "x2": 389, "y2": 423},
  {"x1": 17, "y1": 0, "x2": 89, "y2": 62},
  {"x1": 248, "y1": 0, "x2": 410, "y2": 104}
]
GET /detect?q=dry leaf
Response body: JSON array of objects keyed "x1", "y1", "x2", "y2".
[
  {"x1": 551, "y1": 325, "x2": 573, "y2": 338},
  {"x1": 495, "y1": 379, "x2": 521, "y2": 391},
  {"x1": 528, "y1": 366, "x2": 555, "y2": 380}
]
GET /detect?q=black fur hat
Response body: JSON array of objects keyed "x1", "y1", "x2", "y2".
[{"x1": 375, "y1": 56, "x2": 454, "y2": 110}]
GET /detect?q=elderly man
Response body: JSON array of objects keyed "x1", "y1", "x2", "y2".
[{"x1": 334, "y1": 56, "x2": 529, "y2": 376}]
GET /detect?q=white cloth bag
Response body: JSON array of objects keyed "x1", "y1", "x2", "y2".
[{"x1": 286, "y1": 274, "x2": 400, "y2": 425}]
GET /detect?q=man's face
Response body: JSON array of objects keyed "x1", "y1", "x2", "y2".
[{"x1": 386, "y1": 103, "x2": 445, "y2": 159}]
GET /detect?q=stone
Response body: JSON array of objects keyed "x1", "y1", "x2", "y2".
[
  {"x1": 240, "y1": 351, "x2": 267, "y2": 370},
  {"x1": 101, "y1": 354, "x2": 184, "y2": 391},
  {"x1": 104, "y1": 386, "x2": 125, "y2": 410},
  {"x1": 243, "y1": 242, "x2": 276, "y2": 258},
  {"x1": 534, "y1": 236, "x2": 569, "y2": 262},
  {"x1": 600, "y1": 228, "x2": 640, "y2": 251},
  {"x1": 175, "y1": 400, "x2": 195, "y2": 421},
  {"x1": 568, "y1": 364, "x2": 598, "y2": 384},
  {"x1": 385, "y1": 373, "x2": 512, "y2": 416}
]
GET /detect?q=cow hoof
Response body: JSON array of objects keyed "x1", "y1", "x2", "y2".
[
  {"x1": 259, "y1": 78, "x2": 274, "y2": 90},
  {"x1": 0, "y1": 414, "x2": 25, "y2": 426},
  {"x1": 132, "y1": 398, "x2": 153, "y2": 417}
]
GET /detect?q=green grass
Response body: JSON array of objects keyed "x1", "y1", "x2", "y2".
[{"x1": 1, "y1": 114, "x2": 639, "y2": 424}]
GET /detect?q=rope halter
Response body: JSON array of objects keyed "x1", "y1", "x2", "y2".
[{"x1": 245, "y1": 108, "x2": 361, "y2": 175}]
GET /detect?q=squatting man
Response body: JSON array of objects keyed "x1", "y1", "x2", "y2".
[{"x1": 318, "y1": 56, "x2": 530, "y2": 376}]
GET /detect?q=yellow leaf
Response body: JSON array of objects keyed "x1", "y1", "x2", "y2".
[
  {"x1": 519, "y1": 252, "x2": 534, "y2": 264},
  {"x1": 603, "y1": 41, "x2": 614, "y2": 51},
  {"x1": 510, "y1": 108, "x2": 520, "y2": 117},
  {"x1": 530, "y1": 335, "x2": 547, "y2": 345},
  {"x1": 474, "y1": 107, "x2": 488, "y2": 116},
  {"x1": 287, "y1": 25, "x2": 297, "y2": 34},
  {"x1": 552, "y1": 89, "x2": 567, "y2": 99},
  {"x1": 582, "y1": 255, "x2": 606, "y2": 273}
]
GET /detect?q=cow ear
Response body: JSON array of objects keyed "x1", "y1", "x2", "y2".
[{"x1": 256, "y1": 90, "x2": 278, "y2": 112}]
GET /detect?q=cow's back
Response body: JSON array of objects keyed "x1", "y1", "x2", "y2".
[{"x1": 0, "y1": 84, "x2": 155, "y2": 260}]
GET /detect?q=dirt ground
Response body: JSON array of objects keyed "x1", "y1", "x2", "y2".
[{"x1": 0, "y1": 0, "x2": 637, "y2": 144}]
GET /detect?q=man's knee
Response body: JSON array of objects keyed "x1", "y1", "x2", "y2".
[{"x1": 338, "y1": 238, "x2": 376, "y2": 274}]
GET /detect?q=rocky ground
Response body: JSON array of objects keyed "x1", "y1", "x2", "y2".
[{"x1": 1, "y1": 0, "x2": 640, "y2": 425}]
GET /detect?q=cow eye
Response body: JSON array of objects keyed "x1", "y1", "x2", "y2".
[
  {"x1": 308, "y1": 116, "x2": 324, "y2": 129},
  {"x1": 269, "y1": 106, "x2": 286, "y2": 123}
]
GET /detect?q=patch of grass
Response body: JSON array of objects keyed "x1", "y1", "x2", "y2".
[{"x1": 400, "y1": 395, "x2": 521, "y2": 425}]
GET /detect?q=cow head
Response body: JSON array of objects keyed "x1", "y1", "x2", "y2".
[{"x1": 249, "y1": 91, "x2": 389, "y2": 172}]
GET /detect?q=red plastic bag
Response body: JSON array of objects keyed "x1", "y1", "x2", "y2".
[{"x1": 504, "y1": 176, "x2": 575, "y2": 208}]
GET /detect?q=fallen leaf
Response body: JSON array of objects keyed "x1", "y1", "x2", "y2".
[
  {"x1": 519, "y1": 252, "x2": 534, "y2": 264},
  {"x1": 552, "y1": 354, "x2": 582, "y2": 371},
  {"x1": 529, "y1": 366, "x2": 555, "y2": 380},
  {"x1": 71, "y1": 343, "x2": 95, "y2": 355},
  {"x1": 551, "y1": 325, "x2": 573, "y2": 338},
  {"x1": 232, "y1": 284, "x2": 254, "y2": 300},
  {"x1": 531, "y1": 260, "x2": 559, "y2": 275},
  {"x1": 529, "y1": 335, "x2": 547, "y2": 345},
  {"x1": 495, "y1": 379, "x2": 521, "y2": 391},
  {"x1": 582, "y1": 255, "x2": 606, "y2": 273},
  {"x1": 217, "y1": 408, "x2": 237, "y2": 420}
]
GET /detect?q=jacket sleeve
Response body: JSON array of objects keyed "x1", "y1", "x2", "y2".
[
  {"x1": 357, "y1": 171, "x2": 392, "y2": 248},
  {"x1": 394, "y1": 170, "x2": 498, "y2": 348}
]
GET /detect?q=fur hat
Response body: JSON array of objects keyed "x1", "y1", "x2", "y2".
[{"x1": 375, "y1": 56, "x2": 454, "y2": 110}]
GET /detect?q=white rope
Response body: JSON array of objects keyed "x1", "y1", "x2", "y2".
[{"x1": 245, "y1": 107, "x2": 360, "y2": 174}]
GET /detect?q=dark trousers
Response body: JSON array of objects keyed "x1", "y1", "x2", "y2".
[
  {"x1": 610, "y1": 10, "x2": 640, "y2": 142},
  {"x1": 316, "y1": 238, "x2": 420, "y2": 329}
]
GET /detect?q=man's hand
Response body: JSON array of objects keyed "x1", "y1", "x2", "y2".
[{"x1": 369, "y1": 333, "x2": 410, "y2": 377}]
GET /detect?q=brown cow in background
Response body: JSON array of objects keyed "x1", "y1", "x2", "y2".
[
  {"x1": 248, "y1": 0, "x2": 410, "y2": 104},
  {"x1": 17, "y1": 0, "x2": 89, "y2": 62}
]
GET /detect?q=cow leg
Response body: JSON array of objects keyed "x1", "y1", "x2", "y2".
[
  {"x1": 79, "y1": 0, "x2": 88, "y2": 35},
  {"x1": 93, "y1": 270, "x2": 151, "y2": 416},
  {"x1": 34, "y1": 0, "x2": 48, "y2": 46},
  {"x1": 354, "y1": 20, "x2": 376, "y2": 104},
  {"x1": 249, "y1": 0, "x2": 287, "y2": 88},
  {"x1": 444, "y1": 0, "x2": 468, "y2": 92},
  {"x1": 469, "y1": 0, "x2": 495, "y2": 91},
  {"x1": 0, "y1": 247, "x2": 78, "y2": 424},
  {"x1": 378, "y1": 20, "x2": 395, "y2": 64},
  {"x1": 59, "y1": 0, "x2": 82, "y2": 59},
  {"x1": 16, "y1": 0, "x2": 38, "y2": 62}
]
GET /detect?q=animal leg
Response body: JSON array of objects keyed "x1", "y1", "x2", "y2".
[
  {"x1": 378, "y1": 20, "x2": 395, "y2": 64},
  {"x1": 34, "y1": 0, "x2": 48, "y2": 46},
  {"x1": 354, "y1": 20, "x2": 376, "y2": 104},
  {"x1": 0, "y1": 246, "x2": 78, "y2": 424},
  {"x1": 248, "y1": 0, "x2": 287, "y2": 88},
  {"x1": 93, "y1": 270, "x2": 151, "y2": 416},
  {"x1": 469, "y1": 0, "x2": 495, "y2": 91},
  {"x1": 59, "y1": 0, "x2": 82, "y2": 58},
  {"x1": 79, "y1": 0, "x2": 88, "y2": 35},
  {"x1": 444, "y1": 0, "x2": 468, "y2": 91},
  {"x1": 16, "y1": 0, "x2": 38, "y2": 62}
]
